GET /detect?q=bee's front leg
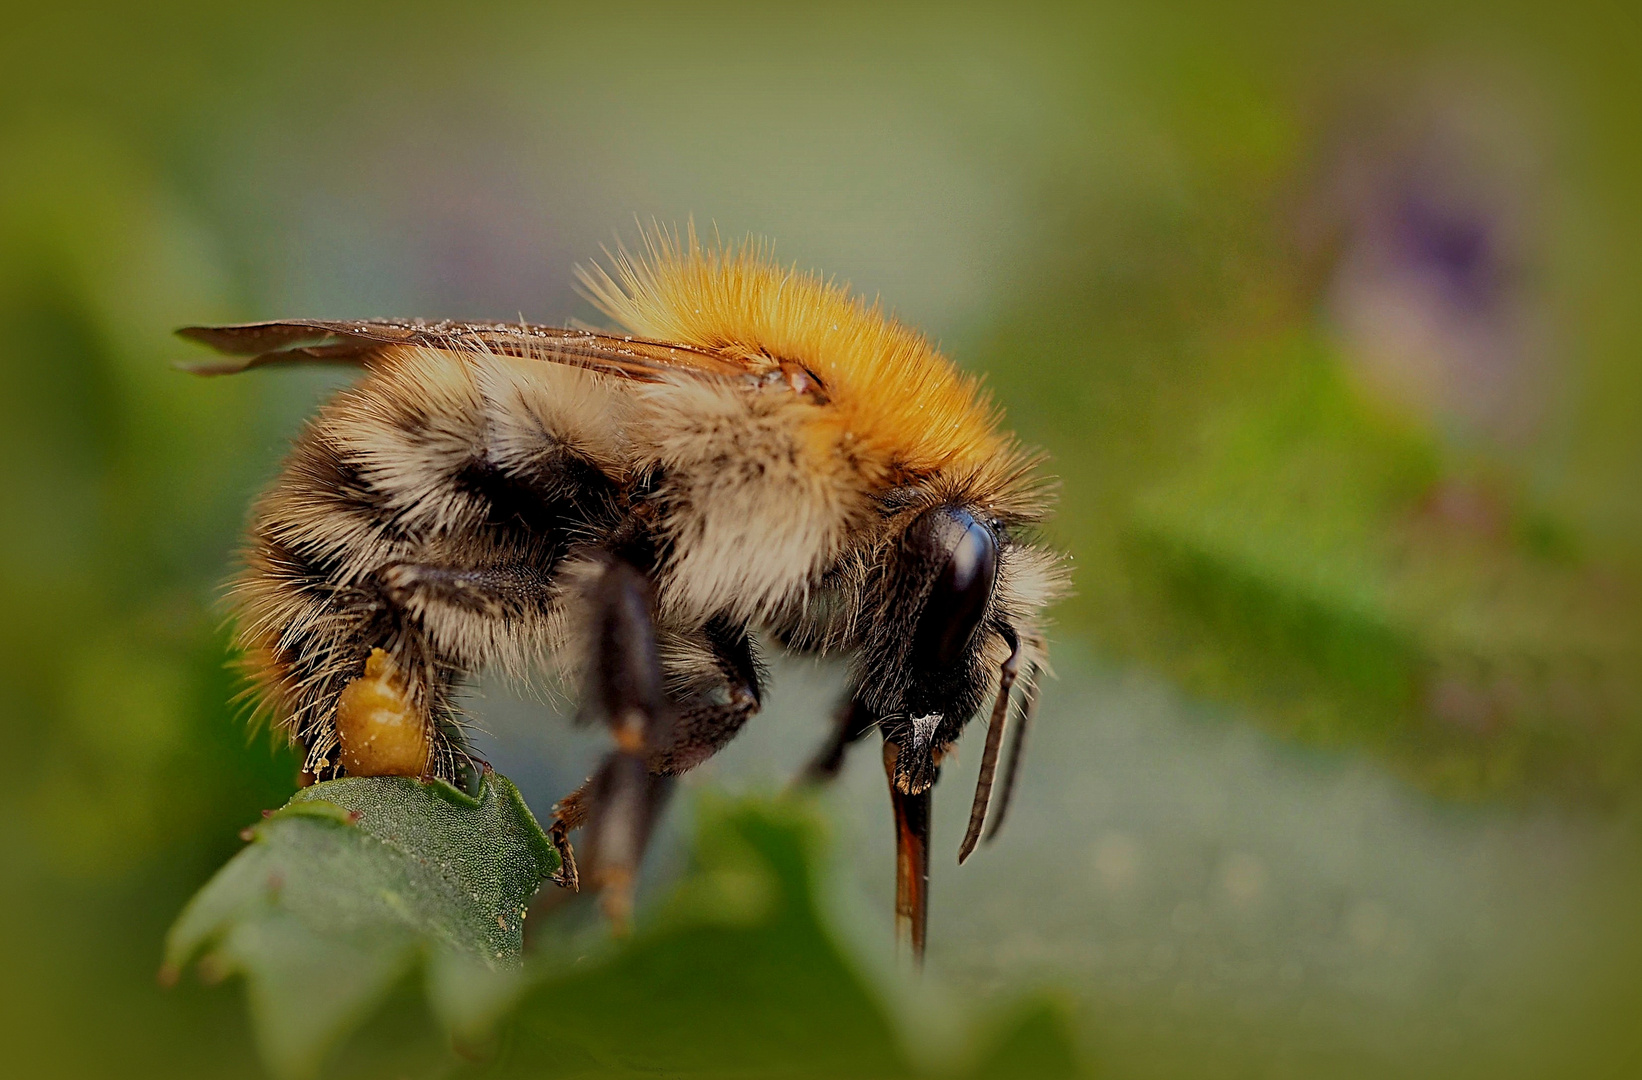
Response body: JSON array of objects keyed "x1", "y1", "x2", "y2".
[{"x1": 794, "y1": 694, "x2": 878, "y2": 787}]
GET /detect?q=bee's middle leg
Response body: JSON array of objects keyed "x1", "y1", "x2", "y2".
[
  {"x1": 542, "y1": 609, "x2": 763, "y2": 920},
  {"x1": 551, "y1": 559, "x2": 677, "y2": 930}
]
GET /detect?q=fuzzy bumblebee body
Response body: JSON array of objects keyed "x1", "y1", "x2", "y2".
[{"x1": 188, "y1": 233, "x2": 1067, "y2": 955}]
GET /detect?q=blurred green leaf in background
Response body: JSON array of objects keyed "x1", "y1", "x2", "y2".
[{"x1": 3, "y1": 2, "x2": 1641, "y2": 1078}]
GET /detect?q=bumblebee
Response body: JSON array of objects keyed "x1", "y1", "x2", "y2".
[{"x1": 182, "y1": 230, "x2": 1068, "y2": 958}]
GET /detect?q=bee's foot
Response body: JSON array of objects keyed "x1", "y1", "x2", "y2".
[{"x1": 548, "y1": 822, "x2": 580, "y2": 891}]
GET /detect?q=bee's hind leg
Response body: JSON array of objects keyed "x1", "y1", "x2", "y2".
[{"x1": 322, "y1": 560, "x2": 551, "y2": 783}]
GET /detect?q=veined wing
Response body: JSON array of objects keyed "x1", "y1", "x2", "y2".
[{"x1": 175, "y1": 318, "x2": 748, "y2": 382}]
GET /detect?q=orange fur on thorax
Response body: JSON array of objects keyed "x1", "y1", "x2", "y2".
[{"x1": 577, "y1": 227, "x2": 1025, "y2": 493}]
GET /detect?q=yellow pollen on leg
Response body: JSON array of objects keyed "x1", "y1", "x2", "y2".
[{"x1": 335, "y1": 648, "x2": 431, "y2": 777}]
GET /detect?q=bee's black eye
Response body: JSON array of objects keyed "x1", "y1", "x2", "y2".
[{"x1": 908, "y1": 507, "x2": 998, "y2": 672}]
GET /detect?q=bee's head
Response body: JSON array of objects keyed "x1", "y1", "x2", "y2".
[{"x1": 860, "y1": 504, "x2": 1004, "y2": 794}]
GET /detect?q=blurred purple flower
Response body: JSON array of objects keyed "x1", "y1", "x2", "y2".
[{"x1": 1315, "y1": 79, "x2": 1552, "y2": 446}]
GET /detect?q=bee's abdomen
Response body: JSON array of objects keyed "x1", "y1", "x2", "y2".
[{"x1": 232, "y1": 346, "x2": 632, "y2": 778}]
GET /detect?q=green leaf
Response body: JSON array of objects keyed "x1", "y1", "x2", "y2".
[
  {"x1": 163, "y1": 773, "x2": 558, "y2": 1080},
  {"x1": 166, "y1": 785, "x2": 1091, "y2": 1080},
  {"x1": 963, "y1": 996, "x2": 1083, "y2": 1080},
  {"x1": 470, "y1": 796, "x2": 916, "y2": 1080}
]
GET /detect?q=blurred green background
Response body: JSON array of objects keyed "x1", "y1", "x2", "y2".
[{"x1": 3, "y1": 2, "x2": 1640, "y2": 1077}]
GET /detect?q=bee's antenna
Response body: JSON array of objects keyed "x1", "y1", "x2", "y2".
[
  {"x1": 958, "y1": 628, "x2": 1019, "y2": 864},
  {"x1": 984, "y1": 657, "x2": 1039, "y2": 845}
]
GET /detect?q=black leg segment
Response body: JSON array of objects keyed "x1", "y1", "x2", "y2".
[
  {"x1": 572, "y1": 558, "x2": 676, "y2": 930},
  {"x1": 796, "y1": 695, "x2": 878, "y2": 787}
]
